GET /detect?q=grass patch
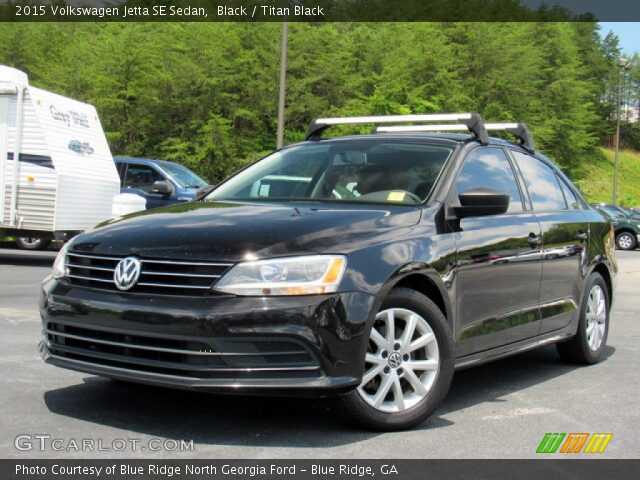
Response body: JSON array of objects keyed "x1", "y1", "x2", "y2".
[{"x1": 574, "y1": 147, "x2": 640, "y2": 207}]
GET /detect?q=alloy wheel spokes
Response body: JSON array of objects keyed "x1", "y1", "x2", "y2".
[
  {"x1": 402, "y1": 367, "x2": 427, "y2": 396},
  {"x1": 357, "y1": 307, "x2": 440, "y2": 413},
  {"x1": 586, "y1": 285, "x2": 606, "y2": 351},
  {"x1": 370, "y1": 328, "x2": 389, "y2": 350},
  {"x1": 391, "y1": 374, "x2": 405, "y2": 411},
  {"x1": 619, "y1": 235, "x2": 632, "y2": 249},
  {"x1": 405, "y1": 359, "x2": 438, "y2": 371},
  {"x1": 372, "y1": 374, "x2": 394, "y2": 407},
  {"x1": 398, "y1": 314, "x2": 417, "y2": 349},
  {"x1": 407, "y1": 332, "x2": 436, "y2": 353},
  {"x1": 385, "y1": 310, "x2": 396, "y2": 345}
]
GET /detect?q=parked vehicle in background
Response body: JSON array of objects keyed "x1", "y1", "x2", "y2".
[
  {"x1": 41, "y1": 113, "x2": 616, "y2": 430},
  {"x1": 15, "y1": 236, "x2": 50, "y2": 250},
  {"x1": 620, "y1": 206, "x2": 640, "y2": 219},
  {"x1": 114, "y1": 157, "x2": 208, "y2": 209},
  {"x1": 0, "y1": 65, "x2": 120, "y2": 245},
  {"x1": 591, "y1": 203, "x2": 640, "y2": 250}
]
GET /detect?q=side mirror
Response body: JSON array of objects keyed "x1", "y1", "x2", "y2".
[
  {"x1": 453, "y1": 188, "x2": 510, "y2": 218},
  {"x1": 151, "y1": 180, "x2": 174, "y2": 197},
  {"x1": 195, "y1": 184, "x2": 213, "y2": 199}
]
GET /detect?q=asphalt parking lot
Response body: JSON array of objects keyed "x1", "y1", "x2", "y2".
[{"x1": 0, "y1": 247, "x2": 638, "y2": 459}]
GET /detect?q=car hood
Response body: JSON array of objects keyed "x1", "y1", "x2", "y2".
[
  {"x1": 613, "y1": 217, "x2": 639, "y2": 228},
  {"x1": 72, "y1": 201, "x2": 422, "y2": 261}
]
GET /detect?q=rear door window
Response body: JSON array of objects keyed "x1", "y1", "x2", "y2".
[
  {"x1": 512, "y1": 152, "x2": 567, "y2": 211},
  {"x1": 558, "y1": 177, "x2": 581, "y2": 210}
]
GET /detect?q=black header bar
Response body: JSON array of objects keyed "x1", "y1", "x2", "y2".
[
  {"x1": 2, "y1": 459, "x2": 640, "y2": 480},
  {"x1": 2, "y1": 0, "x2": 640, "y2": 22}
]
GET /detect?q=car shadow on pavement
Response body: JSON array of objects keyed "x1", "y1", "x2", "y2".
[
  {"x1": 42, "y1": 344, "x2": 614, "y2": 448},
  {"x1": 440, "y1": 344, "x2": 615, "y2": 416}
]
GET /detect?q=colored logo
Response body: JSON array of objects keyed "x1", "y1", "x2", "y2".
[
  {"x1": 114, "y1": 257, "x2": 142, "y2": 291},
  {"x1": 68, "y1": 140, "x2": 95, "y2": 156},
  {"x1": 536, "y1": 433, "x2": 612, "y2": 454}
]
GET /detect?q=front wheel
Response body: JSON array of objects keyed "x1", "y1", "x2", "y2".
[
  {"x1": 556, "y1": 272, "x2": 610, "y2": 364},
  {"x1": 615, "y1": 231, "x2": 636, "y2": 250},
  {"x1": 339, "y1": 288, "x2": 454, "y2": 430}
]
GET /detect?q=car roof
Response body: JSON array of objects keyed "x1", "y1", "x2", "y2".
[
  {"x1": 286, "y1": 133, "x2": 535, "y2": 153},
  {"x1": 114, "y1": 156, "x2": 180, "y2": 168}
]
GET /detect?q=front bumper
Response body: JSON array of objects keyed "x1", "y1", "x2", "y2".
[{"x1": 39, "y1": 278, "x2": 377, "y2": 395}]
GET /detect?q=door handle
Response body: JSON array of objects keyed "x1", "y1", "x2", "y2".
[
  {"x1": 528, "y1": 234, "x2": 541, "y2": 248},
  {"x1": 577, "y1": 231, "x2": 588, "y2": 241}
]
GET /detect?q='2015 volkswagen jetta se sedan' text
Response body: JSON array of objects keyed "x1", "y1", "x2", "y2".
[{"x1": 39, "y1": 114, "x2": 616, "y2": 430}]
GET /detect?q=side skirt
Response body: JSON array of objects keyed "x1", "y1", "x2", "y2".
[{"x1": 454, "y1": 327, "x2": 574, "y2": 370}]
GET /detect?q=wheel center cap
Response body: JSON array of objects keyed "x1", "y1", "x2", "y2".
[{"x1": 388, "y1": 351, "x2": 402, "y2": 369}]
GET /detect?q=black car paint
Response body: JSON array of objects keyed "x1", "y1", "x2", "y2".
[
  {"x1": 40, "y1": 135, "x2": 616, "y2": 394},
  {"x1": 82, "y1": 200, "x2": 422, "y2": 263}
]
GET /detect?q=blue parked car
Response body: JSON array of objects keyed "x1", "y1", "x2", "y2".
[{"x1": 114, "y1": 157, "x2": 208, "y2": 209}]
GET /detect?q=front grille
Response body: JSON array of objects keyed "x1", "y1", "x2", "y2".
[
  {"x1": 46, "y1": 322, "x2": 321, "y2": 379},
  {"x1": 65, "y1": 251, "x2": 233, "y2": 296}
]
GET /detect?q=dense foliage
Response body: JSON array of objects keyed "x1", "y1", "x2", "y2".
[{"x1": 0, "y1": 22, "x2": 628, "y2": 183}]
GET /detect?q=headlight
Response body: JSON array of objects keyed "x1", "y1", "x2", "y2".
[
  {"x1": 214, "y1": 255, "x2": 346, "y2": 296},
  {"x1": 52, "y1": 241, "x2": 71, "y2": 279}
]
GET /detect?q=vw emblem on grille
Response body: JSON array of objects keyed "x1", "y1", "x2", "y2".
[
  {"x1": 388, "y1": 351, "x2": 402, "y2": 369},
  {"x1": 113, "y1": 256, "x2": 142, "y2": 291}
]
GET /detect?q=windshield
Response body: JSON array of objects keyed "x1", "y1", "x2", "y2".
[
  {"x1": 205, "y1": 140, "x2": 453, "y2": 205},
  {"x1": 160, "y1": 163, "x2": 207, "y2": 189},
  {"x1": 599, "y1": 204, "x2": 626, "y2": 218},
  {"x1": 595, "y1": 208, "x2": 613, "y2": 220}
]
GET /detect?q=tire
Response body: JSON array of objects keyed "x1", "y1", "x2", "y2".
[
  {"x1": 16, "y1": 237, "x2": 51, "y2": 250},
  {"x1": 556, "y1": 272, "x2": 610, "y2": 364},
  {"x1": 615, "y1": 231, "x2": 636, "y2": 250},
  {"x1": 339, "y1": 287, "x2": 454, "y2": 431}
]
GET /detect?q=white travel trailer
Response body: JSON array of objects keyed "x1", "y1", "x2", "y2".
[{"x1": 0, "y1": 65, "x2": 120, "y2": 245}]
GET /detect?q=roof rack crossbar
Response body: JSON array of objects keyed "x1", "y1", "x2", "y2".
[
  {"x1": 374, "y1": 124, "x2": 470, "y2": 133},
  {"x1": 305, "y1": 113, "x2": 489, "y2": 144},
  {"x1": 483, "y1": 122, "x2": 534, "y2": 151},
  {"x1": 371, "y1": 120, "x2": 534, "y2": 151}
]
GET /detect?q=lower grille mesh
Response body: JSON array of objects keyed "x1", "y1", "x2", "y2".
[{"x1": 46, "y1": 322, "x2": 321, "y2": 379}]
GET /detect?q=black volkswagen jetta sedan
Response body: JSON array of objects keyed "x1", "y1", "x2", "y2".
[{"x1": 40, "y1": 113, "x2": 616, "y2": 430}]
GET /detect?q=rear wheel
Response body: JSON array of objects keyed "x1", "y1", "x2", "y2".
[
  {"x1": 615, "y1": 231, "x2": 636, "y2": 250},
  {"x1": 340, "y1": 288, "x2": 454, "y2": 430},
  {"x1": 16, "y1": 237, "x2": 51, "y2": 250},
  {"x1": 556, "y1": 272, "x2": 610, "y2": 364}
]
